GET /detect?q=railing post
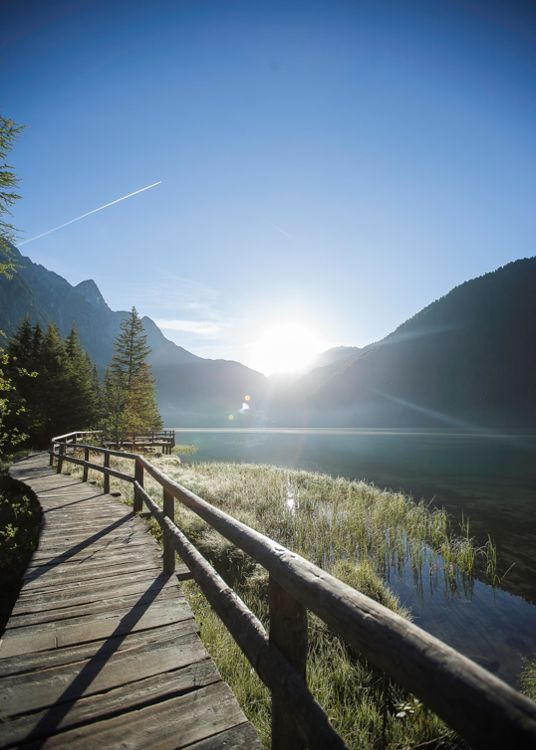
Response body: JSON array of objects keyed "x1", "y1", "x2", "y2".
[
  {"x1": 82, "y1": 446, "x2": 89, "y2": 482},
  {"x1": 133, "y1": 459, "x2": 144, "y2": 513},
  {"x1": 103, "y1": 451, "x2": 110, "y2": 494},
  {"x1": 269, "y1": 575, "x2": 308, "y2": 750},
  {"x1": 49, "y1": 441, "x2": 54, "y2": 466},
  {"x1": 163, "y1": 488, "x2": 175, "y2": 574},
  {"x1": 56, "y1": 441, "x2": 65, "y2": 474}
]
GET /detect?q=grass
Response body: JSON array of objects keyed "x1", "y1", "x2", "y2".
[
  {"x1": 171, "y1": 444, "x2": 199, "y2": 456},
  {"x1": 66, "y1": 452, "x2": 505, "y2": 747},
  {"x1": 520, "y1": 661, "x2": 536, "y2": 703},
  {"x1": 65, "y1": 451, "x2": 504, "y2": 748}
]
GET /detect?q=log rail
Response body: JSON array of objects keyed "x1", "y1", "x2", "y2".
[{"x1": 49, "y1": 431, "x2": 536, "y2": 750}]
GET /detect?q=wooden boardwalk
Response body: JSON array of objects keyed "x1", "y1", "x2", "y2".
[{"x1": 0, "y1": 453, "x2": 262, "y2": 749}]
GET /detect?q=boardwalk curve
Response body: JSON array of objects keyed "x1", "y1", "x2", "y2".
[{"x1": 0, "y1": 453, "x2": 262, "y2": 749}]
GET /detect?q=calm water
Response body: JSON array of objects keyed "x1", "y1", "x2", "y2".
[{"x1": 172, "y1": 427, "x2": 536, "y2": 686}]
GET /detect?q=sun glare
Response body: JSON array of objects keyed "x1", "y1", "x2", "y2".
[{"x1": 250, "y1": 322, "x2": 325, "y2": 376}]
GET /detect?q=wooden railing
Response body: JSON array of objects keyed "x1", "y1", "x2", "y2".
[
  {"x1": 103, "y1": 428, "x2": 175, "y2": 454},
  {"x1": 49, "y1": 432, "x2": 536, "y2": 750}
]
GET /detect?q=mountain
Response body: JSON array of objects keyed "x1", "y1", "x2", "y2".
[
  {"x1": 3, "y1": 246, "x2": 534, "y2": 428},
  {"x1": 267, "y1": 258, "x2": 536, "y2": 428},
  {"x1": 308, "y1": 346, "x2": 361, "y2": 370},
  {"x1": 0, "y1": 245, "x2": 267, "y2": 425}
]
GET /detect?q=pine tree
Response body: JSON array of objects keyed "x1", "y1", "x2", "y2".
[
  {"x1": 0, "y1": 115, "x2": 24, "y2": 277},
  {"x1": 4, "y1": 319, "x2": 38, "y2": 446},
  {"x1": 34, "y1": 324, "x2": 68, "y2": 444},
  {"x1": 64, "y1": 328, "x2": 100, "y2": 430},
  {"x1": 103, "y1": 308, "x2": 162, "y2": 443}
]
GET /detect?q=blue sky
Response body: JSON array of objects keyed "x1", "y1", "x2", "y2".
[{"x1": 2, "y1": 0, "x2": 535, "y2": 373}]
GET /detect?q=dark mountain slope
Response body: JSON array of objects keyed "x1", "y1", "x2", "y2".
[
  {"x1": 270, "y1": 258, "x2": 536, "y2": 427},
  {"x1": 0, "y1": 245, "x2": 266, "y2": 425}
]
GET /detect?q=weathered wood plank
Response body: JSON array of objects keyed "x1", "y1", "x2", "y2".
[
  {"x1": 187, "y1": 723, "x2": 265, "y2": 750},
  {"x1": 1, "y1": 452, "x2": 262, "y2": 748},
  {"x1": 24, "y1": 682, "x2": 255, "y2": 750},
  {"x1": 22, "y1": 560, "x2": 163, "y2": 586},
  {"x1": 1, "y1": 631, "x2": 208, "y2": 716},
  {"x1": 0, "y1": 659, "x2": 221, "y2": 747},
  {"x1": 8, "y1": 584, "x2": 182, "y2": 626},
  {"x1": 0, "y1": 620, "x2": 198, "y2": 678}
]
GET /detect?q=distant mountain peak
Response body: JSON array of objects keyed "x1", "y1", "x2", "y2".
[{"x1": 74, "y1": 279, "x2": 109, "y2": 310}]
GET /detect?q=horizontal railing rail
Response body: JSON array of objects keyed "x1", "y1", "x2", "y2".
[
  {"x1": 48, "y1": 432, "x2": 536, "y2": 750},
  {"x1": 102, "y1": 429, "x2": 175, "y2": 454}
]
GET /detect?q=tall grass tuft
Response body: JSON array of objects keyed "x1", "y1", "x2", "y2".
[{"x1": 66, "y1": 452, "x2": 498, "y2": 749}]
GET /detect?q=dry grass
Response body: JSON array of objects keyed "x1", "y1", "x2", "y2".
[{"x1": 64, "y1": 452, "x2": 492, "y2": 749}]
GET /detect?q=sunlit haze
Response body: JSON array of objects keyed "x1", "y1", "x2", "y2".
[{"x1": 248, "y1": 322, "x2": 327, "y2": 375}]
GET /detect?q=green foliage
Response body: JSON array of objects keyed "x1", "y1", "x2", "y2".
[
  {"x1": 171, "y1": 443, "x2": 198, "y2": 456},
  {"x1": 4, "y1": 320, "x2": 101, "y2": 449},
  {"x1": 103, "y1": 307, "x2": 162, "y2": 442},
  {"x1": 0, "y1": 324, "x2": 37, "y2": 457},
  {"x1": 520, "y1": 660, "x2": 536, "y2": 703},
  {"x1": 0, "y1": 477, "x2": 40, "y2": 632},
  {"x1": 0, "y1": 117, "x2": 28, "y2": 458},
  {"x1": 0, "y1": 115, "x2": 24, "y2": 279}
]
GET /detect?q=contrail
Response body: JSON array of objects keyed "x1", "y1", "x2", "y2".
[
  {"x1": 18, "y1": 181, "x2": 162, "y2": 247},
  {"x1": 267, "y1": 220, "x2": 292, "y2": 239}
]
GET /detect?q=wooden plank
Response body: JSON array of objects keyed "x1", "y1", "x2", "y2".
[
  {"x1": 0, "y1": 590, "x2": 193, "y2": 657},
  {"x1": 0, "y1": 620, "x2": 198, "y2": 677},
  {"x1": 20, "y1": 566, "x2": 163, "y2": 595},
  {"x1": 8, "y1": 584, "x2": 182, "y2": 627},
  {"x1": 20, "y1": 561, "x2": 192, "y2": 592},
  {"x1": 13, "y1": 572, "x2": 175, "y2": 607},
  {"x1": 0, "y1": 659, "x2": 220, "y2": 747},
  {"x1": 28, "y1": 537, "x2": 153, "y2": 563},
  {"x1": 3, "y1": 452, "x2": 261, "y2": 749},
  {"x1": 1, "y1": 631, "x2": 209, "y2": 716},
  {"x1": 187, "y1": 723, "x2": 265, "y2": 750},
  {"x1": 25, "y1": 682, "x2": 257, "y2": 750}
]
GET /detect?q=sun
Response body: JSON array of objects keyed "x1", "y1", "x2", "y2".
[{"x1": 250, "y1": 322, "x2": 325, "y2": 376}]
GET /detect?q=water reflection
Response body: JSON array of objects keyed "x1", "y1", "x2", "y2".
[{"x1": 173, "y1": 427, "x2": 536, "y2": 686}]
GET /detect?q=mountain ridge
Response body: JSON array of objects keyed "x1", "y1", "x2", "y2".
[
  {"x1": 0, "y1": 244, "x2": 267, "y2": 425},
  {"x1": 2, "y1": 246, "x2": 535, "y2": 427},
  {"x1": 268, "y1": 257, "x2": 536, "y2": 427}
]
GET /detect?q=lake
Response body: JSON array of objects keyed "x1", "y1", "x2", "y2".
[{"x1": 172, "y1": 427, "x2": 536, "y2": 686}]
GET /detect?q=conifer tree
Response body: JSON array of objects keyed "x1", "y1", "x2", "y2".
[
  {"x1": 64, "y1": 328, "x2": 100, "y2": 430},
  {"x1": 0, "y1": 115, "x2": 25, "y2": 455},
  {"x1": 4, "y1": 320, "x2": 38, "y2": 445},
  {"x1": 6, "y1": 322, "x2": 101, "y2": 447},
  {"x1": 34, "y1": 324, "x2": 68, "y2": 444},
  {"x1": 0, "y1": 115, "x2": 24, "y2": 277},
  {"x1": 103, "y1": 308, "x2": 162, "y2": 443}
]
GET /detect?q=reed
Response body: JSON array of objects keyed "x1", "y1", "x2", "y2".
[{"x1": 65, "y1": 452, "x2": 502, "y2": 748}]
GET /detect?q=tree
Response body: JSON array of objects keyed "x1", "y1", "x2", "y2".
[
  {"x1": 0, "y1": 116, "x2": 24, "y2": 457},
  {"x1": 103, "y1": 308, "x2": 162, "y2": 443},
  {"x1": 3, "y1": 320, "x2": 38, "y2": 450},
  {"x1": 5, "y1": 322, "x2": 101, "y2": 449},
  {"x1": 64, "y1": 328, "x2": 101, "y2": 430},
  {"x1": 0, "y1": 115, "x2": 24, "y2": 278}
]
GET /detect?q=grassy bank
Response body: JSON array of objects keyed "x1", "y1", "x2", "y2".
[{"x1": 64, "y1": 452, "x2": 507, "y2": 748}]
